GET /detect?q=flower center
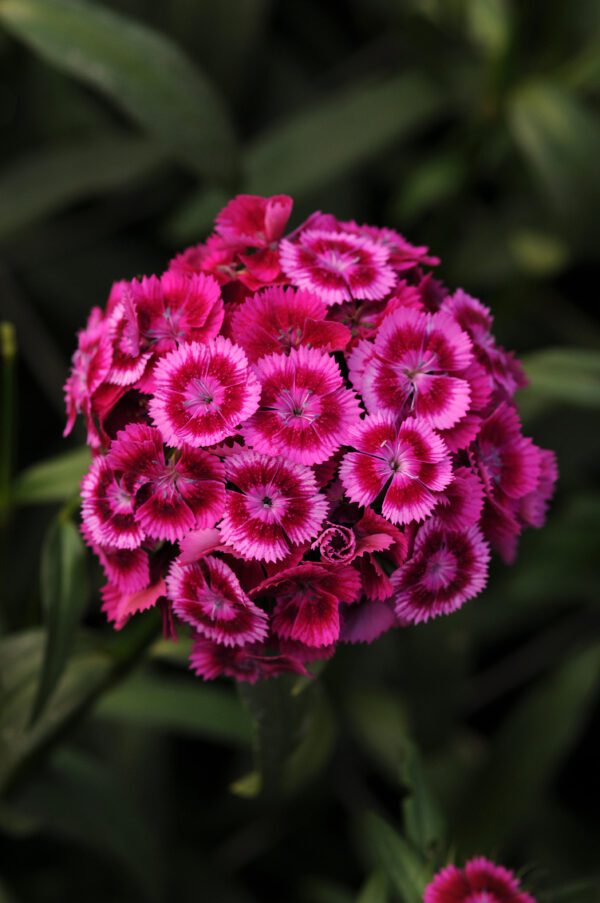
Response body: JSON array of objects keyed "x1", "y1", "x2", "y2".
[
  {"x1": 272, "y1": 387, "x2": 322, "y2": 424},
  {"x1": 183, "y1": 376, "x2": 226, "y2": 412}
]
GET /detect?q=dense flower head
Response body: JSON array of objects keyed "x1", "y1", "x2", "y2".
[
  {"x1": 424, "y1": 857, "x2": 537, "y2": 903},
  {"x1": 65, "y1": 194, "x2": 557, "y2": 681}
]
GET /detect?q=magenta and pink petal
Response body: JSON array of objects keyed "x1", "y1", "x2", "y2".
[{"x1": 102, "y1": 578, "x2": 166, "y2": 630}]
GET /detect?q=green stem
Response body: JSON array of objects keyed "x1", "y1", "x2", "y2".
[{"x1": 0, "y1": 321, "x2": 16, "y2": 526}]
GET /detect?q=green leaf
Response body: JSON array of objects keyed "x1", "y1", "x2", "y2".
[
  {"x1": 284, "y1": 687, "x2": 336, "y2": 794},
  {"x1": 364, "y1": 813, "x2": 430, "y2": 903},
  {"x1": 16, "y1": 747, "x2": 162, "y2": 900},
  {"x1": 0, "y1": 135, "x2": 167, "y2": 240},
  {"x1": 400, "y1": 743, "x2": 445, "y2": 858},
  {"x1": 0, "y1": 617, "x2": 158, "y2": 793},
  {"x1": 163, "y1": 186, "x2": 231, "y2": 245},
  {"x1": 521, "y1": 347, "x2": 600, "y2": 409},
  {"x1": 508, "y1": 82, "x2": 600, "y2": 223},
  {"x1": 31, "y1": 516, "x2": 89, "y2": 723},
  {"x1": 455, "y1": 643, "x2": 600, "y2": 852},
  {"x1": 13, "y1": 446, "x2": 90, "y2": 505},
  {"x1": 245, "y1": 73, "x2": 442, "y2": 197},
  {"x1": 356, "y1": 871, "x2": 389, "y2": 903},
  {"x1": 467, "y1": 0, "x2": 512, "y2": 58},
  {"x1": 0, "y1": 0, "x2": 237, "y2": 180},
  {"x1": 94, "y1": 669, "x2": 252, "y2": 748}
]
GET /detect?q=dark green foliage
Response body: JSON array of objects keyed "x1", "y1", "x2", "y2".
[{"x1": 0, "y1": 1, "x2": 599, "y2": 901}]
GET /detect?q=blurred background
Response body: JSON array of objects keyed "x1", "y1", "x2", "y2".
[{"x1": 1, "y1": 1, "x2": 599, "y2": 901}]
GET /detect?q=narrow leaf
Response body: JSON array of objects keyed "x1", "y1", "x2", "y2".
[
  {"x1": 95, "y1": 669, "x2": 252, "y2": 747},
  {"x1": 356, "y1": 871, "x2": 389, "y2": 903},
  {"x1": 364, "y1": 813, "x2": 430, "y2": 903},
  {"x1": 0, "y1": 0, "x2": 237, "y2": 179},
  {"x1": 521, "y1": 347, "x2": 600, "y2": 408},
  {"x1": 14, "y1": 446, "x2": 90, "y2": 505},
  {"x1": 31, "y1": 517, "x2": 89, "y2": 722},
  {"x1": 245, "y1": 73, "x2": 441, "y2": 197},
  {"x1": 0, "y1": 135, "x2": 167, "y2": 240},
  {"x1": 456, "y1": 643, "x2": 600, "y2": 852}
]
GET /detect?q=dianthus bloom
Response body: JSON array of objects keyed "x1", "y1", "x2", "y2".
[
  {"x1": 65, "y1": 194, "x2": 557, "y2": 682},
  {"x1": 424, "y1": 857, "x2": 536, "y2": 903}
]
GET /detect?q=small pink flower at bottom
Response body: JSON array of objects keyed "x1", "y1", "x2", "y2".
[
  {"x1": 167, "y1": 555, "x2": 268, "y2": 647},
  {"x1": 392, "y1": 521, "x2": 490, "y2": 623},
  {"x1": 424, "y1": 857, "x2": 536, "y2": 903},
  {"x1": 340, "y1": 413, "x2": 452, "y2": 525},
  {"x1": 189, "y1": 635, "x2": 307, "y2": 683},
  {"x1": 279, "y1": 228, "x2": 396, "y2": 306},
  {"x1": 149, "y1": 337, "x2": 261, "y2": 448},
  {"x1": 220, "y1": 451, "x2": 328, "y2": 562}
]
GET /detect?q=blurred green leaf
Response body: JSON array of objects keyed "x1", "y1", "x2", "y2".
[
  {"x1": 392, "y1": 151, "x2": 466, "y2": 222},
  {"x1": 245, "y1": 73, "x2": 442, "y2": 197},
  {"x1": 508, "y1": 82, "x2": 600, "y2": 224},
  {"x1": 163, "y1": 186, "x2": 231, "y2": 245},
  {"x1": 0, "y1": 0, "x2": 237, "y2": 180},
  {"x1": 30, "y1": 516, "x2": 88, "y2": 723},
  {"x1": 400, "y1": 743, "x2": 444, "y2": 858},
  {"x1": 467, "y1": 0, "x2": 512, "y2": 58},
  {"x1": 364, "y1": 813, "x2": 430, "y2": 903},
  {"x1": 95, "y1": 669, "x2": 252, "y2": 747},
  {"x1": 16, "y1": 747, "x2": 162, "y2": 900},
  {"x1": 356, "y1": 871, "x2": 389, "y2": 903},
  {"x1": 508, "y1": 229, "x2": 569, "y2": 277},
  {"x1": 456, "y1": 643, "x2": 600, "y2": 852},
  {"x1": 0, "y1": 135, "x2": 167, "y2": 240},
  {"x1": 284, "y1": 687, "x2": 336, "y2": 794},
  {"x1": 521, "y1": 347, "x2": 600, "y2": 408},
  {"x1": 13, "y1": 447, "x2": 90, "y2": 506}
]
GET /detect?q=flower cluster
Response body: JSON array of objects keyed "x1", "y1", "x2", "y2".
[
  {"x1": 65, "y1": 194, "x2": 557, "y2": 682},
  {"x1": 424, "y1": 857, "x2": 536, "y2": 903}
]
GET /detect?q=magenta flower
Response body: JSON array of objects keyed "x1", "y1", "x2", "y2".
[
  {"x1": 252, "y1": 562, "x2": 361, "y2": 647},
  {"x1": 424, "y1": 857, "x2": 536, "y2": 903},
  {"x1": 230, "y1": 286, "x2": 351, "y2": 362},
  {"x1": 63, "y1": 193, "x2": 557, "y2": 681},
  {"x1": 220, "y1": 451, "x2": 328, "y2": 562},
  {"x1": 167, "y1": 555, "x2": 268, "y2": 647},
  {"x1": 245, "y1": 346, "x2": 362, "y2": 465},
  {"x1": 362, "y1": 307, "x2": 473, "y2": 429},
  {"x1": 149, "y1": 337, "x2": 261, "y2": 448},
  {"x1": 339, "y1": 412, "x2": 452, "y2": 525},
  {"x1": 107, "y1": 423, "x2": 225, "y2": 542},
  {"x1": 81, "y1": 455, "x2": 145, "y2": 550},
  {"x1": 280, "y1": 229, "x2": 396, "y2": 305},
  {"x1": 189, "y1": 636, "x2": 307, "y2": 683},
  {"x1": 392, "y1": 521, "x2": 490, "y2": 623}
]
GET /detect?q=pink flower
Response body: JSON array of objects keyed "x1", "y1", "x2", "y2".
[
  {"x1": 424, "y1": 857, "x2": 536, "y2": 903},
  {"x1": 81, "y1": 524, "x2": 150, "y2": 594},
  {"x1": 63, "y1": 307, "x2": 112, "y2": 444},
  {"x1": 339, "y1": 598, "x2": 397, "y2": 644},
  {"x1": 340, "y1": 413, "x2": 452, "y2": 525},
  {"x1": 434, "y1": 466, "x2": 484, "y2": 531},
  {"x1": 167, "y1": 555, "x2": 268, "y2": 647},
  {"x1": 280, "y1": 229, "x2": 396, "y2": 306},
  {"x1": 362, "y1": 307, "x2": 473, "y2": 429},
  {"x1": 471, "y1": 403, "x2": 542, "y2": 500},
  {"x1": 252, "y1": 562, "x2": 361, "y2": 647},
  {"x1": 149, "y1": 337, "x2": 261, "y2": 448},
  {"x1": 124, "y1": 271, "x2": 224, "y2": 355},
  {"x1": 245, "y1": 346, "x2": 362, "y2": 465},
  {"x1": 353, "y1": 508, "x2": 407, "y2": 600},
  {"x1": 107, "y1": 423, "x2": 225, "y2": 542},
  {"x1": 81, "y1": 455, "x2": 145, "y2": 550},
  {"x1": 215, "y1": 193, "x2": 293, "y2": 247},
  {"x1": 392, "y1": 521, "x2": 490, "y2": 623},
  {"x1": 102, "y1": 578, "x2": 166, "y2": 630},
  {"x1": 220, "y1": 451, "x2": 328, "y2": 562},
  {"x1": 340, "y1": 221, "x2": 440, "y2": 271},
  {"x1": 230, "y1": 286, "x2": 351, "y2": 362},
  {"x1": 189, "y1": 635, "x2": 307, "y2": 683},
  {"x1": 442, "y1": 290, "x2": 527, "y2": 398}
]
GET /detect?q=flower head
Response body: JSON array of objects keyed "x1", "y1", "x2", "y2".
[
  {"x1": 220, "y1": 451, "x2": 328, "y2": 562},
  {"x1": 245, "y1": 346, "x2": 362, "y2": 465},
  {"x1": 149, "y1": 337, "x2": 261, "y2": 448},
  {"x1": 280, "y1": 229, "x2": 396, "y2": 305},
  {"x1": 340, "y1": 412, "x2": 452, "y2": 525},
  {"x1": 392, "y1": 521, "x2": 490, "y2": 623},
  {"x1": 424, "y1": 857, "x2": 536, "y2": 903}
]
